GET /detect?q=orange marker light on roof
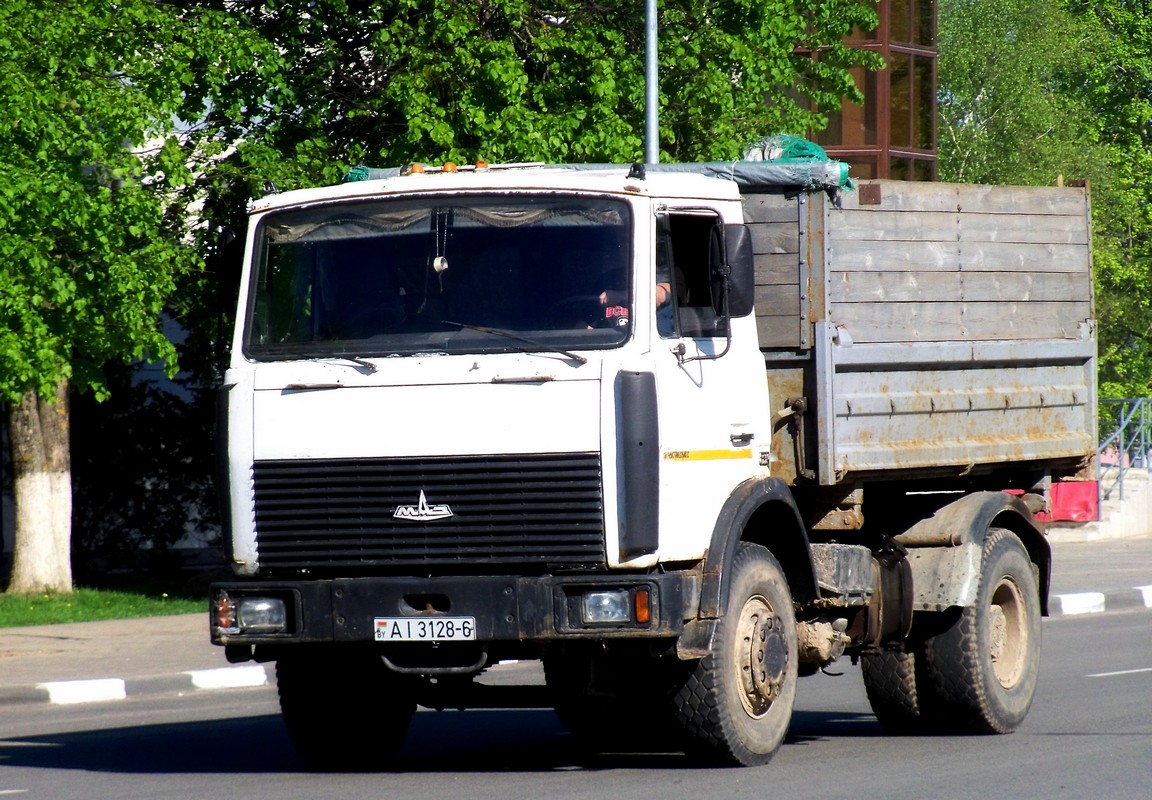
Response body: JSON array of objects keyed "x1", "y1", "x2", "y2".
[
  {"x1": 443, "y1": 161, "x2": 458, "y2": 173},
  {"x1": 475, "y1": 159, "x2": 489, "y2": 170},
  {"x1": 408, "y1": 162, "x2": 426, "y2": 174}
]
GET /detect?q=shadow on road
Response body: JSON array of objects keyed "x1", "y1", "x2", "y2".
[{"x1": 0, "y1": 707, "x2": 881, "y2": 775}]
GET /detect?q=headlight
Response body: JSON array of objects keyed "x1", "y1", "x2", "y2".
[
  {"x1": 581, "y1": 590, "x2": 632, "y2": 623},
  {"x1": 236, "y1": 597, "x2": 288, "y2": 633}
]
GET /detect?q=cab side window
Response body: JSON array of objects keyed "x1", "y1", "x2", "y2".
[{"x1": 657, "y1": 212, "x2": 724, "y2": 339}]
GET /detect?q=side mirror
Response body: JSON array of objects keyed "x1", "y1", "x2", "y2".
[{"x1": 710, "y1": 224, "x2": 755, "y2": 318}]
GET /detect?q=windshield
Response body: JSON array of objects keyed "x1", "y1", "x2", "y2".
[{"x1": 244, "y1": 195, "x2": 633, "y2": 360}]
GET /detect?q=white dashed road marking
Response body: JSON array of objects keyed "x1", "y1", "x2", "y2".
[{"x1": 1086, "y1": 667, "x2": 1152, "y2": 678}]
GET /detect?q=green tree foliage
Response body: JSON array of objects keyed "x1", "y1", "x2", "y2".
[
  {"x1": 0, "y1": 0, "x2": 280, "y2": 401},
  {"x1": 203, "y1": 0, "x2": 881, "y2": 201},
  {"x1": 1073, "y1": 2, "x2": 1152, "y2": 398},
  {"x1": 938, "y1": 0, "x2": 1152, "y2": 398},
  {"x1": 938, "y1": 0, "x2": 1109, "y2": 185},
  {"x1": 0, "y1": 0, "x2": 277, "y2": 592}
]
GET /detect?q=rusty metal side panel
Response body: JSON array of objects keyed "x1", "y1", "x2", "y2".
[
  {"x1": 765, "y1": 361, "x2": 808, "y2": 483},
  {"x1": 749, "y1": 182, "x2": 1095, "y2": 485},
  {"x1": 825, "y1": 336, "x2": 1096, "y2": 480}
]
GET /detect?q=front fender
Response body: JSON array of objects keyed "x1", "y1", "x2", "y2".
[{"x1": 698, "y1": 477, "x2": 817, "y2": 620}]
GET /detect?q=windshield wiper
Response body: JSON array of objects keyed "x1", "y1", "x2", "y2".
[
  {"x1": 307, "y1": 355, "x2": 379, "y2": 373},
  {"x1": 441, "y1": 321, "x2": 588, "y2": 365}
]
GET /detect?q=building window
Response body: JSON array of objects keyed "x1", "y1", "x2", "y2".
[
  {"x1": 808, "y1": 0, "x2": 937, "y2": 181},
  {"x1": 888, "y1": 52, "x2": 936, "y2": 150},
  {"x1": 891, "y1": 0, "x2": 936, "y2": 46},
  {"x1": 815, "y1": 66, "x2": 879, "y2": 148}
]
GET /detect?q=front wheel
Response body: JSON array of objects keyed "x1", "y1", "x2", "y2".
[
  {"x1": 672, "y1": 542, "x2": 798, "y2": 766},
  {"x1": 544, "y1": 645, "x2": 683, "y2": 753},
  {"x1": 922, "y1": 528, "x2": 1042, "y2": 733},
  {"x1": 276, "y1": 647, "x2": 416, "y2": 770}
]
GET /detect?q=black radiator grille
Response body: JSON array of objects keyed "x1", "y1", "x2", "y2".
[{"x1": 251, "y1": 453, "x2": 605, "y2": 572}]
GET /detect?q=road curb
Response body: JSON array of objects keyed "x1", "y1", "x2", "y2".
[
  {"x1": 1052, "y1": 586, "x2": 1152, "y2": 616},
  {"x1": 0, "y1": 685, "x2": 53, "y2": 706},
  {"x1": 0, "y1": 664, "x2": 274, "y2": 708}
]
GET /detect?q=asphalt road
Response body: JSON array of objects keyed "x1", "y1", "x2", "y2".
[{"x1": 1, "y1": 608, "x2": 1148, "y2": 800}]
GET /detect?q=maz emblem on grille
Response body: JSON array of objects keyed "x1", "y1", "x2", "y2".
[{"x1": 393, "y1": 490, "x2": 454, "y2": 521}]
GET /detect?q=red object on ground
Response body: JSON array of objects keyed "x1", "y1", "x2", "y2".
[
  {"x1": 1004, "y1": 481, "x2": 1098, "y2": 522},
  {"x1": 1038, "y1": 481, "x2": 1099, "y2": 522}
]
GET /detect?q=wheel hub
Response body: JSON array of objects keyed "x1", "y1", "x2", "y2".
[
  {"x1": 988, "y1": 577, "x2": 1027, "y2": 688},
  {"x1": 737, "y1": 594, "x2": 788, "y2": 718},
  {"x1": 988, "y1": 605, "x2": 1008, "y2": 660}
]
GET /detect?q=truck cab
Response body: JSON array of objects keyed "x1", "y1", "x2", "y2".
[{"x1": 219, "y1": 164, "x2": 772, "y2": 617}]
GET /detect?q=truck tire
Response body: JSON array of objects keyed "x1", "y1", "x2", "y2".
[
  {"x1": 543, "y1": 648, "x2": 617, "y2": 746},
  {"x1": 860, "y1": 646, "x2": 930, "y2": 733},
  {"x1": 921, "y1": 528, "x2": 1041, "y2": 733},
  {"x1": 543, "y1": 646, "x2": 682, "y2": 752},
  {"x1": 276, "y1": 648, "x2": 415, "y2": 770},
  {"x1": 672, "y1": 542, "x2": 798, "y2": 766}
]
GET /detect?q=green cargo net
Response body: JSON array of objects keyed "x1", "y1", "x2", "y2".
[
  {"x1": 740, "y1": 134, "x2": 854, "y2": 191},
  {"x1": 743, "y1": 134, "x2": 832, "y2": 163},
  {"x1": 344, "y1": 164, "x2": 375, "y2": 182}
]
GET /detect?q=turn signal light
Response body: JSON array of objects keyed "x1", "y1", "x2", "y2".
[
  {"x1": 634, "y1": 588, "x2": 651, "y2": 624},
  {"x1": 213, "y1": 592, "x2": 237, "y2": 633}
]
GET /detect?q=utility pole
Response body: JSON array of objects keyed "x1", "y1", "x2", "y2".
[{"x1": 645, "y1": 0, "x2": 658, "y2": 164}]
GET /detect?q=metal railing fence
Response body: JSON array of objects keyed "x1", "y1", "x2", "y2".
[{"x1": 1098, "y1": 398, "x2": 1152, "y2": 504}]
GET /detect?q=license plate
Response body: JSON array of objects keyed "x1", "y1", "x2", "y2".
[{"x1": 374, "y1": 616, "x2": 476, "y2": 642}]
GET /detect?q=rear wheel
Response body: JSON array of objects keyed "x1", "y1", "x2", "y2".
[
  {"x1": 672, "y1": 542, "x2": 798, "y2": 765},
  {"x1": 276, "y1": 647, "x2": 416, "y2": 771},
  {"x1": 861, "y1": 645, "x2": 933, "y2": 733},
  {"x1": 922, "y1": 528, "x2": 1041, "y2": 733}
]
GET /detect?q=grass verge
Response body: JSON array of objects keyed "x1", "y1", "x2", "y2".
[{"x1": 0, "y1": 587, "x2": 203, "y2": 628}]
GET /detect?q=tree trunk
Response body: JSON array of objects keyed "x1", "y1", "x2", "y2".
[{"x1": 6, "y1": 380, "x2": 73, "y2": 594}]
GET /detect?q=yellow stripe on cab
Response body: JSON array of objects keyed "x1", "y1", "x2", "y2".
[{"x1": 663, "y1": 449, "x2": 753, "y2": 462}]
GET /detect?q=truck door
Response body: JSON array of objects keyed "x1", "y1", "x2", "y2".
[{"x1": 650, "y1": 209, "x2": 767, "y2": 562}]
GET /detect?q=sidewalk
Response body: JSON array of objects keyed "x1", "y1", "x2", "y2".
[
  {"x1": 2, "y1": 533, "x2": 1150, "y2": 708},
  {"x1": 0, "y1": 613, "x2": 271, "y2": 707}
]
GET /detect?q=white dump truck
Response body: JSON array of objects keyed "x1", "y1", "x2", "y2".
[{"x1": 211, "y1": 159, "x2": 1095, "y2": 768}]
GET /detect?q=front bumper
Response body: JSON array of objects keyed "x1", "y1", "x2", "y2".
[{"x1": 210, "y1": 572, "x2": 692, "y2": 647}]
